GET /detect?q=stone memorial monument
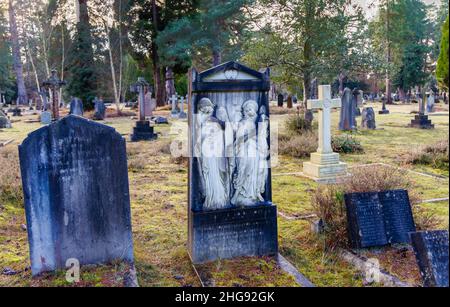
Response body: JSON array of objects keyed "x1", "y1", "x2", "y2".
[
  {"x1": 361, "y1": 107, "x2": 376, "y2": 130},
  {"x1": 303, "y1": 85, "x2": 348, "y2": 182},
  {"x1": 188, "y1": 61, "x2": 278, "y2": 263},
  {"x1": 42, "y1": 69, "x2": 66, "y2": 120},
  {"x1": 178, "y1": 96, "x2": 187, "y2": 119},
  {"x1": 93, "y1": 97, "x2": 106, "y2": 121},
  {"x1": 0, "y1": 110, "x2": 11, "y2": 128},
  {"x1": 345, "y1": 190, "x2": 416, "y2": 249},
  {"x1": 410, "y1": 88, "x2": 435, "y2": 129},
  {"x1": 130, "y1": 77, "x2": 157, "y2": 142},
  {"x1": 170, "y1": 95, "x2": 180, "y2": 118},
  {"x1": 19, "y1": 116, "x2": 134, "y2": 276},
  {"x1": 69, "y1": 98, "x2": 84, "y2": 116},
  {"x1": 426, "y1": 94, "x2": 435, "y2": 113},
  {"x1": 410, "y1": 230, "x2": 449, "y2": 287},
  {"x1": 339, "y1": 88, "x2": 357, "y2": 131},
  {"x1": 277, "y1": 93, "x2": 284, "y2": 107},
  {"x1": 40, "y1": 111, "x2": 52, "y2": 125}
]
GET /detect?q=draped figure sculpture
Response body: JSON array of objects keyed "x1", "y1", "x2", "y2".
[
  {"x1": 197, "y1": 98, "x2": 229, "y2": 210},
  {"x1": 231, "y1": 100, "x2": 268, "y2": 206}
]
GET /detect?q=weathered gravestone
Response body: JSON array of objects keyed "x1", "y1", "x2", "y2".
[
  {"x1": 19, "y1": 115, "x2": 134, "y2": 276},
  {"x1": 426, "y1": 94, "x2": 435, "y2": 113},
  {"x1": 410, "y1": 89, "x2": 434, "y2": 129},
  {"x1": 277, "y1": 93, "x2": 284, "y2": 107},
  {"x1": 93, "y1": 97, "x2": 106, "y2": 121},
  {"x1": 361, "y1": 107, "x2": 376, "y2": 130},
  {"x1": 410, "y1": 230, "x2": 449, "y2": 287},
  {"x1": 0, "y1": 110, "x2": 11, "y2": 128},
  {"x1": 69, "y1": 97, "x2": 84, "y2": 116},
  {"x1": 178, "y1": 96, "x2": 188, "y2": 119},
  {"x1": 170, "y1": 95, "x2": 180, "y2": 118},
  {"x1": 40, "y1": 111, "x2": 52, "y2": 125},
  {"x1": 354, "y1": 89, "x2": 363, "y2": 117},
  {"x1": 345, "y1": 190, "x2": 416, "y2": 249},
  {"x1": 188, "y1": 61, "x2": 278, "y2": 263},
  {"x1": 339, "y1": 88, "x2": 357, "y2": 131},
  {"x1": 130, "y1": 78, "x2": 157, "y2": 142}
]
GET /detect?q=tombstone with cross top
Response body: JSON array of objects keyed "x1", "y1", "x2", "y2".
[
  {"x1": 130, "y1": 77, "x2": 157, "y2": 142},
  {"x1": 170, "y1": 95, "x2": 180, "y2": 118},
  {"x1": 303, "y1": 85, "x2": 348, "y2": 182}
]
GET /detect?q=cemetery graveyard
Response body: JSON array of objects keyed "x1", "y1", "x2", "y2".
[{"x1": 0, "y1": 0, "x2": 449, "y2": 289}]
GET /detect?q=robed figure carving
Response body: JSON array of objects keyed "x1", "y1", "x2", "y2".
[{"x1": 197, "y1": 98, "x2": 229, "y2": 210}]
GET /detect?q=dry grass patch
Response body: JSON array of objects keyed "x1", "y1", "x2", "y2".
[
  {"x1": 401, "y1": 138, "x2": 449, "y2": 171},
  {"x1": 0, "y1": 147, "x2": 22, "y2": 207}
]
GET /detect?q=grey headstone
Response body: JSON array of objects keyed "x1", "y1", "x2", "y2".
[
  {"x1": 411, "y1": 230, "x2": 449, "y2": 287},
  {"x1": 93, "y1": 98, "x2": 106, "y2": 120},
  {"x1": 40, "y1": 111, "x2": 52, "y2": 125},
  {"x1": 69, "y1": 98, "x2": 84, "y2": 116},
  {"x1": 339, "y1": 88, "x2": 357, "y2": 131},
  {"x1": 361, "y1": 107, "x2": 376, "y2": 129},
  {"x1": 0, "y1": 110, "x2": 11, "y2": 128},
  {"x1": 19, "y1": 115, "x2": 134, "y2": 276},
  {"x1": 427, "y1": 95, "x2": 435, "y2": 113}
]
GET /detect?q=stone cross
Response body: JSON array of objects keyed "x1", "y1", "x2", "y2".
[
  {"x1": 130, "y1": 77, "x2": 150, "y2": 121},
  {"x1": 42, "y1": 70, "x2": 66, "y2": 120},
  {"x1": 170, "y1": 95, "x2": 178, "y2": 115},
  {"x1": 307, "y1": 85, "x2": 341, "y2": 154},
  {"x1": 178, "y1": 95, "x2": 187, "y2": 119}
]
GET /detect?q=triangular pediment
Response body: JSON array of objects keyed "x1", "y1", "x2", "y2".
[{"x1": 199, "y1": 62, "x2": 267, "y2": 82}]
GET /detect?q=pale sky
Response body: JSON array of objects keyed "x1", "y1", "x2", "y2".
[{"x1": 356, "y1": 0, "x2": 441, "y2": 19}]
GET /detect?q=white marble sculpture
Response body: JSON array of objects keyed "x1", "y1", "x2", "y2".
[{"x1": 197, "y1": 98, "x2": 269, "y2": 210}]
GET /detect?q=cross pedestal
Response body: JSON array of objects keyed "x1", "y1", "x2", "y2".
[
  {"x1": 170, "y1": 95, "x2": 179, "y2": 118},
  {"x1": 303, "y1": 85, "x2": 348, "y2": 182}
]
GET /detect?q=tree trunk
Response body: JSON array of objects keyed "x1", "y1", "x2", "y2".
[
  {"x1": 8, "y1": 0, "x2": 27, "y2": 105},
  {"x1": 165, "y1": 67, "x2": 176, "y2": 102},
  {"x1": 213, "y1": 49, "x2": 222, "y2": 66},
  {"x1": 151, "y1": 0, "x2": 165, "y2": 106},
  {"x1": 339, "y1": 72, "x2": 346, "y2": 96},
  {"x1": 104, "y1": 21, "x2": 121, "y2": 115},
  {"x1": 385, "y1": 0, "x2": 393, "y2": 105}
]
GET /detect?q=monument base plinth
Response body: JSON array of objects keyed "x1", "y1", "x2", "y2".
[
  {"x1": 188, "y1": 205, "x2": 279, "y2": 264},
  {"x1": 379, "y1": 109, "x2": 390, "y2": 115},
  {"x1": 131, "y1": 121, "x2": 157, "y2": 142},
  {"x1": 409, "y1": 114, "x2": 434, "y2": 129},
  {"x1": 303, "y1": 152, "x2": 348, "y2": 183}
]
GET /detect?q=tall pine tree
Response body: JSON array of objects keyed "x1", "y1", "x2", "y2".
[{"x1": 67, "y1": 0, "x2": 97, "y2": 109}]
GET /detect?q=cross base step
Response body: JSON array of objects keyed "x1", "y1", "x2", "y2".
[{"x1": 303, "y1": 152, "x2": 348, "y2": 182}]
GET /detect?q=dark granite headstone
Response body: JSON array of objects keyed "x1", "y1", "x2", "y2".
[
  {"x1": 339, "y1": 88, "x2": 357, "y2": 131},
  {"x1": 277, "y1": 93, "x2": 284, "y2": 107},
  {"x1": 345, "y1": 189, "x2": 416, "y2": 249},
  {"x1": 379, "y1": 190, "x2": 416, "y2": 244},
  {"x1": 12, "y1": 108, "x2": 21, "y2": 117},
  {"x1": 19, "y1": 115, "x2": 134, "y2": 276},
  {"x1": 93, "y1": 98, "x2": 106, "y2": 120},
  {"x1": 346, "y1": 192, "x2": 388, "y2": 249},
  {"x1": 410, "y1": 230, "x2": 449, "y2": 287},
  {"x1": 189, "y1": 62, "x2": 278, "y2": 263},
  {"x1": 131, "y1": 120, "x2": 157, "y2": 142}
]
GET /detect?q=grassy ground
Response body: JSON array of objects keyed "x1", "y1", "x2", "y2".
[{"x1": 0, "y1": 102, "x2": 448, "y2": 287}]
